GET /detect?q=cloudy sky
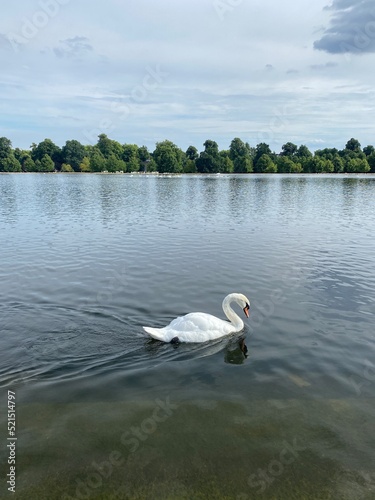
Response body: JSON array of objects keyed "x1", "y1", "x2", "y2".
[{"x1": 1, "y1": 0, "x2": 374, "y2": 153}]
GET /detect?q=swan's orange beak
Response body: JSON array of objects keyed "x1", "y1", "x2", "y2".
[{"x1": 243, "y1": 304, "x2": 250, "y2": 318}]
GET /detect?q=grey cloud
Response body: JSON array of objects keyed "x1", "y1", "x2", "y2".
[
  {"x1": 310, "y1": 61, "x2": 338, "y2": 70},
  {"x1": 54, "y1": 36, "x2": 93, "y2": 59},
  {"x1": 314, "y1": 0, "x2": 375, "y2": 54},
  {"x1": 324, "y1": 0, "x2": 357, "y2": 11}
]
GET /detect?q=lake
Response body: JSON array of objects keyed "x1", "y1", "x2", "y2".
[{"x1": 0, "y1": 173, "x2": 374, "y2": 500}]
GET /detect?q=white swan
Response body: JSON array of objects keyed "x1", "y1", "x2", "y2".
[{"x1": 143, "y1": 293, "x2": 250, "y2": 343}]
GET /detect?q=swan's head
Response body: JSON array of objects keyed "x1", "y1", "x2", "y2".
[
  {"x1": 243, "y1": 302, "x2": 250, "y2": 318},
  {"x1": 235, "y1": 293, "x2": 251, "y2": 318}
]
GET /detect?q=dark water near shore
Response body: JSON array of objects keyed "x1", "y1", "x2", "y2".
[{"x1": 0, "y1": 173, "x2": 374, "y2": 499}]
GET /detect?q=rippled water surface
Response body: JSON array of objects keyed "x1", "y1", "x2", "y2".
[{"x1": 0, "y1": 173, "x2": 374, "y2": 499}]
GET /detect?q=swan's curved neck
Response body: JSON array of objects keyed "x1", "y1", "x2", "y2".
[{"x1": 222, "y1": 294, "x2": 244, "y2": 330}]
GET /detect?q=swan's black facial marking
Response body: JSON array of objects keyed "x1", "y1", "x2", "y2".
[
  {"x1": 243, "y1": 303, "x2": 250, "y2": 318},
  {"x1": 239, "y1": 339, "x2": 248, "y2": 357},
  {"x1": 170, "y1": 337, "x2": 180, "y2": 344}
]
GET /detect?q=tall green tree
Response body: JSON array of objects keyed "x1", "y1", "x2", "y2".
[
  {"x1": 14, "y1": 150, "x2": 35, "y2": 172},
  {"x1": 296, "y1": 145, "x2": 312, "y2": 159},
  {"x1": 203, "y1": 140, "x2": 220, "y2": 157},
  {"x1": 183, "y1": 159, "x2": 198, "y2": 173},
  {"x1": 340, "y1": 148, "x2": 366, "y2": 161},
  {"x1": 257, "y1": 154, "x2": 277, "y2": 173},
  {"x1": 0, "y1": 137, "x2": 12, "y2": 159},
  {"x1": 186, "y1": 146, "x2": 198, "y2": 161},
  {"x1": 229, "y1": 138, "x2": 248, "y2": 162},
  {"x1": 281, "y1": 142, "x2": 298, "y2": 157},
  {"x1": 97, "y1": 134, "x2": 123, "y2": 159},
  {"x1": 123, "y1": 144, "x2": 140, "y2": 172},
  {"x1": 62, "y1": 140, "x2": 86, "y2": 172},
  {"x1": 153, "y1": 140, "x2": 184, "y2": 173},
  {"x1": 138, "y1": 145, "x2": 150, "y2": 162},
  {"x1": 295, "y1": 145, "x2": 312, "y2": 172},
  {"x1": 35, "y1": 154, "x2": 55, "y2": 172},
  {"x1": 363, "y1": 145, "x2": 374, "y2": 157},
  {"x1": 0, "y1": 137, "x2": 21, "y2": 172},
  {"x1": 137, "y1": 146, "x2": 151, "y2": 172},
  {"x1": 0, "y1": 156, "x2": 21, "y2": 172},
  {"x1": 332, "y1": 155, "x2": 345, "y2": 173},
  {"x1": 305, "y1": 157, "x2": 334, "y2": 173},
  {"x1": 253, "y1": 143, "x2": 272, "y2": 171},
  {"x1": 345, "y1": 158, "x2": 370, "y2": 173},
  {"x1": 315, "y1": 148, "x2": 338, "y2": 161},
  {"x1": 31, "y1": 139, "x2": 61, "y2": 169},
  {"x1": 23, "y1": 157, "x2": 36, "y2": 172},
  {"x1": 106, "y1": 154, "x2": 127, "y2": 173},
  {"x1": 219, "y1": 150, "x2": 234, "y2": 173},
  {"x1": 345, "y1": 138, "x2": 361, "y2": 152},
  {"x1": 196, "y1": 140, "x2": 221, "y2": 173},
  {"x1": 79, "y1": 157, "x2": 91, "y2": 172},
  {"x1": 233, "y1": 156, "x2": 253, "y2": 173},
  {"x1": 229, "y1": 138, "x2": 253, "y2": 173},
  {"x1": 14, "y1": 148, "x2": 26, "y2": 163},
  {"x1": 367, "y1": 152, "x2": 375, "y2": 172},
  {"x1": 277, "y1": 156, "x2": 295, "y2": 173},
  {"x1": 315, "y1": 148, "x2": 344, "y2": 173},
  {"x1": 89, "y1": 148, "x2": 106, "y2": 172}
]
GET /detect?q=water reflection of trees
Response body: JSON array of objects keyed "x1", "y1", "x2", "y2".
[
  {"x1": 0, "y1": 175, "x2": 18, "y2": 224},
  {"x1": 341, "y1": 177, "x2": 373, "y2": 215},
  {"x1": 227, "y1": 176, "x2": 277, "y2": 225},
  {"x1": 98, "y1": 175, "x2": 125, "y2": 225},
  {"x1": 277, "y1": 176, "x2": 307, "y2": 221}
]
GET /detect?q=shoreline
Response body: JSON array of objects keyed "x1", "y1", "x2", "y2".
[{"x1": 1, "y1": 171, "x2": 375, "y2": 176}]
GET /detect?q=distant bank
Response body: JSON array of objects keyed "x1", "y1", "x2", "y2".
[{"x1": 1, "y1": 135, "x2": 374, "y2": 174}]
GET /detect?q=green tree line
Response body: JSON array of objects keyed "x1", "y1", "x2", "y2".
[{"x1": 0, "y1": 135, "x2": 374, "y2": 174}]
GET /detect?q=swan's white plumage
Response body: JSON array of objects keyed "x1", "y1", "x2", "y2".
[{"x1": 143, "y1": 293, "x2": 250, "y2": 343}]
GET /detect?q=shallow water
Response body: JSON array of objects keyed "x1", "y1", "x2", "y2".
[{"x1": 0, "y1": 173, "x2": 374, "y2": 499}]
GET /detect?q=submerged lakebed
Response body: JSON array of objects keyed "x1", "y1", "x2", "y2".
[{"x1": 0, "y1": 173, "x2": 374, "y2": 499}]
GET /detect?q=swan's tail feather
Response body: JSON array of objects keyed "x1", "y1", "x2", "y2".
[{"x1": 143, "y1": 326, "x2": 167, "y2": 341}]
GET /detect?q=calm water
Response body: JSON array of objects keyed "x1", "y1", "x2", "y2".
[{"x1": 0, "y1": 173, "x2": 374, "y2": 499}]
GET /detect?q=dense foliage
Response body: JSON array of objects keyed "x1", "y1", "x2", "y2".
[{"x1": 1, "y1": 135, "x2": 374, "y2": 174}]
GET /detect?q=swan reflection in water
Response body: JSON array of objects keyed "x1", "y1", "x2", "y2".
[
  {"x1": 144, "y1": 334, "x2": 249, "y2": 365},
  {"x1": 224, "y1": 337, "x2": 248, "y2": 365}
]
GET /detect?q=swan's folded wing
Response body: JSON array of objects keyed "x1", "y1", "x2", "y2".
[
  {"x1": 143, "y1": 313, "x2": 236, "y2": 343},
  {"x1": 169, "y1": 313, "x2": 235, "y2": 342}
]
